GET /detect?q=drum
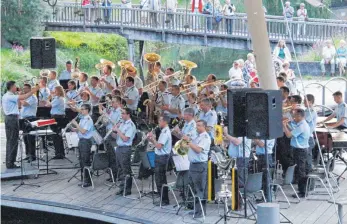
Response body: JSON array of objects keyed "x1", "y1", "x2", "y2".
[
  {"x1": 65, "y1": 132, "x2": 79, "y2": 148},
  {"x1": 92, "y1": 130, "x2": 104, "y2": 145}
]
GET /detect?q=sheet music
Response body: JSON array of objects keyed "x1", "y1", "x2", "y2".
[{"x1": 172, "y1": 155, "x2": 190, "y2": 171}]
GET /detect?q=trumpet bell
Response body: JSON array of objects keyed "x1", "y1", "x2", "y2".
[
  {"x1": 117, "y1": 60, "x2": 133, "y2": 68},
  {"x1": 178, "y1": 60, "x2": 197, "y2": 69},
  {"x1": 144, "y1": 53, "x2": 161, "y2": 63},
  {"x1": 173, "y1": 139, "x2": 189, "y2": 156},
  {"x1": 100, "y1": 59, "x2": 116, "y2": 69}
]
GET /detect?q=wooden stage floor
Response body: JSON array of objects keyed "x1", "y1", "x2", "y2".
[{"x1": 1, "y1": 123, "x2": 346, "y2": 224}]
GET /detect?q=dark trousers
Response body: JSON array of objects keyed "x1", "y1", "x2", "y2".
[
  {"x1": 236, "y1": 157, "x2": 250, "y2": 188},
  {"x1": 20, "y1": 117, "x2": 36, "y2": 158},
  {"x1": 292, "y1": 147, "x2": 308, "y2": 193},
  {"x1": 116, "y1": 146, "x2": 133, "y2": 192},
  {"x1": 155, "y1": 154, "x2": 170, "y2": 202},
  {"x1": 257, "y1": 154, "x2": 273, "y2": 195},
  {"x1": 276, "y1": 135, "x2": 293, "y2": 173},
  {"x1": 105, "y1": 137, "x2": 118, "y2": 180},
  {"x1": 307, "y1": 137, "x2": 315, "y2": 172},
  {"x1": 79, "y1": 138, "x2": 92, "y2": 183},
  {"x1": 5, "y1": 115, "x2": 19, "y2": 167},
  {"x1": 189, "y1": 162, "x2": 208, "y2": 215},
  {"x1": 226, "y1": 18, "x2": 233, "y2": 34},
  {"x1": 51, "y1": 115, "x2": 66, "y2": 157}
]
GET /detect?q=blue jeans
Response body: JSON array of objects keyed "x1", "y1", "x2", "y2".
[
  {"x1": 226, "y1": 17, "x2": 233, "y2": 34},
  {"x1": 206, "y1": 17, "x2": 212, "y2": 31}
]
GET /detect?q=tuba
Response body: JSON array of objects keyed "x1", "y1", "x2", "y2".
[
  {"x1": 117, "y1": 60, "x2": 134, "y2": 87},
  {"x1": 178, "y1": 60, "x2": 197, "y2": 81},
  {"x1": 144, "y1": 53, "x2": 161, "y2": 86},
  {"x1": 173, "y1": 139, "x2": 190, "y2": 156}
]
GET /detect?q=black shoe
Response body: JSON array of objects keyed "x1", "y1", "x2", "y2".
[
  {"x1": 28, "y1": 157, "x2": 36, "y2": 163},
  {"x1": 116, "y1": 190, "x2": 131, "y2": 196},
  {"x1": 194, "y1": 213, "x2": 204, "y2": 218},
  {"x1": 292, "y1": 193, "x2": 305, "y2": 198},
  {"x1": 7, "y1": 164, "x2": 20, "y2": 169},
  {"x1": 23, "y1": 157, "x2": 30, "y2": 160},
  {"x1": 51, "y1": 155, "x2": 64, "y2": 160},
  {"x1": 82, "y1": 183, "x2": 92, "y2": 188},
  {"x1": 154, "y1": 201, "x2": 169, "y2": 206}
]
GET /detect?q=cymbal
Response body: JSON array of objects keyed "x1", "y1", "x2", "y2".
[{"x1": 100, "y1": 59, "x2": 116, "y2": 69}]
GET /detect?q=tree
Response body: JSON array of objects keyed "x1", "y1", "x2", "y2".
[{"x1": 1, "y1": 0, "x2": 47, "y2": 47}]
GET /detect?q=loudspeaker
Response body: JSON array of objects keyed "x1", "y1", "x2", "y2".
[
  {"x1": 30, "y1": 37, "x2": 56, "y2": 69},
  {"x1": 227, "y1": 88, "x2": 262, "y2": 137},
  {"x1": 246, "y1": 90, "x2": 283, "y2": 139}
]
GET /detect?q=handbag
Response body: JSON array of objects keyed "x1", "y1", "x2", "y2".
[{"x1": 215, "y1": 15, "x2": 222, "y2": 23}]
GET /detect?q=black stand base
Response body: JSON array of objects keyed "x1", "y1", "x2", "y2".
[
  {"x1": 68, "y1": 169, "x2": 81, "y2": 182},
  {"x1": 13, "y1": 181, "x2": 40, "y2": 192}
]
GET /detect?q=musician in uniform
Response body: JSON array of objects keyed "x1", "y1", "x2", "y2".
[
  {"x1": 127, "y1": 68, "x2": 144, "y2": 96},
  {"x1": 322, "y1": 91, "x2": 347, "y2": 129},
  {"x1": 199, "y1": 98, "x2": 217, "y2": 140},
  {"x1": 215, "y1": 84, "x2": 228, "y2": 115},
  {"x1": 48, "y1": 70, "x2": 60, "y2": 93},
  {"x1": 162, "y1": 85, "x2": 185, "y2": 120},
  {"x1": 113, "y1": 108, "x2": 137, "y2": 195},
  {"x1": 283, "y1": 108, "x2": 310, "y2": 198},
  {"x1": 101, "y1": 65, "x2": 117, "y2": 94},
  {"x1": 20, "y1": 84, "x2": 38, "y2": 162},
  {"x1": 84, "y1": 76, "x2": 104, "y2": 119},
  {"x1": 187, "y1": 93, "x2": 199, "y2": 116},
  {"x1": 59, "y1": 60, "x2": 73, "y2": 81},
  {"x1": 78, "y1": 72, "x2": 89, "y2": 93},
  {"x1": 280, "y1": 86, "x2": 290, "y2": 106},
  {"x1": 123, "y1": 77, "x2": 139, "y2": 112},
  {"x1": 38, "y1": 76, "x2": 51, "y2": 106},
  {"x1": 164, "y1": 67, "x2": 180, "y2": 87},
  {"x1": 147, "y1": 115, "x2": 172, "y2": 206},
  {"x1": 154, "y1": 61, "x2": 165, "y2": 80},
  {"x1": 304, "y1": 94, "x2": 317, "y2": 176},
  {"x1": 2, "y1": 81, "x2": 38, "y2": 168},
  {"x1": 71, "y1": 104, "x2": 94, "y2": 188},
  {"x1": 199, "y1": 74, "x2": 219, "y2": 97},
  {"x1": 46, "y1": 86, "x2": 66, "y2": 160},
  {"x1": 65, "y1": 80, "x2": 79, "y2": 121},
  {"x1": 152, "y1": 81, "x2": 171, "y2": 117},
  {"x1": 182, "y1": 120, "x2": 211, "y2": 218}
]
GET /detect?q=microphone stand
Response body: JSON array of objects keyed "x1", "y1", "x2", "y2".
[{"x1": 13, "y1": 131, "x2": 40, "y2": 191}]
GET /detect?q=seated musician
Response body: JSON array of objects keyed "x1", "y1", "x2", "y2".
[
  {"x1": 113, "y1": 108, "x2": 137, "y2": 195},
  {"x1": 280, "y1": 86, "x2": 290, "y2": 106},
  {"x1": 182, "y1": 120, "x2": 211, "y2": 218},
  {"x1": 304, "y1": 94, "x2": 317, "y2": 174},
  {"x1": 84, "y1": 76, "x2": 104, "y2": 118},
  {"x1": 127, "y1": 68, "x2": 144, "y2": 96},
  {"x1": 199, "y1": 74, "x2": 219, "y2": 98},
  {"x1": 290, "y1": 95, "x2": 303, "y2": 109},
  {"x1": 147, "y1": 115, "x2": 172, "y2": 206},
  {"x1": 46, "y1": 86, "x2": 66, "y2": 160},
  {"x1": 123, "y1": 76, "x2": 139, "y2": 112},
  {"x1": 253, "y1": 139, "x2": 275, "y2": 197},
  {"x1": 199, "y1": 98, "x2": 217, "y2": 140},
  {"x1": 66, "y1": 80, "x2": 79, "y2": 121},
  {"x1": 20, "y1": 84, "x2": 38, "y2": 162},
  {"x1": 146, "y1": 64, "x2": 158, "y2": 86},
  {"x1": 38, "y1": 76, "x2": 51, "y2": 107},
  {"x1": 101, "y1": 65, "x2": 117, "y2": 94},
  {"x1": 47, "y1": 70, "x2": 60, "y2": 93},
  {"x1": 223, "y1": 127, "x2": 252, "y2": 187},
  {"x1": 283, "y1": 108, "x2": 310, "y2": 198},
  {"x1": 152, "y1": 81, "x2": 171, "y2": 117},
  {"x1": 215, "y1": 84, "x2": 228, "y2": 116},
  {"x1": 59, "y1": 60, "x2": 73, "y2": 81},
  {"x1": 70, "y1": 91, "x2": 92, "y2": 115},
  {"x1": 187, "y1": 93, "x2": 199, "y2": 116},
  {"x1": 162, "y1": 85, "x2": 185, "y2": 120},
  {"x1": 165, "y1": 67, "x2": 180, "y2": 87},
  {"x1": 78, "y1": 72, "x2": 89, "y2": 93},
  {"x1": 70, "y1": 104, "x2": 94, "y2": 188},
  {"x1": 321, "y1": 91, "x2": 347, "y2": 130},
  {"x1": 184, "y1": 75, "x2": 198, "y2": 96},
  {"x1": 154, "y1": 61, "x2": 165, "y2": 80}
]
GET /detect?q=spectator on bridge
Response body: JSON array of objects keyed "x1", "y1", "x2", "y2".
[
  {"x1": 82, "y1": 0, "x2": 91, "y2": 21},
  {"x1": 102, "y1": 0, "x2": 112, "y2": 24},
  {"x1": 166, "y1": 0, "x2": 177, "y2": 29},
  {"x1": 320, "y1": 39, "x2": 336, "y2": 77},
  {"x1": 148, "y1": 0, "x2": 161, "y2": 27},
  {"x1": 336, "y1": 40, "x2": 347, "y2": 76},
  {"x1": 222, "y1": 0, "x2": 235, "y2": 34},
  {"x1": 273, "y1": 39, "x2": 292, "y2": 62},
  {"x1": 283, "y1": 1, "x2": 294, "y2": 35},
  {"x1": 297, "y1": 3, "x2": 308, "y2": 37},
  {"x1": 191, "y1": 0, "x2": 203, "y2": 30},
  {"x1": 212, "y1": 0, "x2": 222, "y2": 32},
  {"x1": 121, "y1": 0, "x2": 132, "y2": 23},
  {"x1": 202, "y1": 0, "x2": 213, "y2": 32},
  {"x1": 140, "y1": 0, "x2": 150, "y2": 25}
]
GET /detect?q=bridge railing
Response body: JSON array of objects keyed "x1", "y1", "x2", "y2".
[{"x1": 45, "y1": 4, "x2": 347, "y2": 42}]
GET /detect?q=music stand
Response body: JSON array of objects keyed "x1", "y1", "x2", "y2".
[
  {"x1": 139, "y1": 151, "x2": 157, "y2": 204},
  {"x1": 13, "y1": 131, "x2": 40, "y2": 191}
]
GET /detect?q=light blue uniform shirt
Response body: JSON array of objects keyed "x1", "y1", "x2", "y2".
[
  {"x1": 182, "y1": 119, "x2": 198, "y2": 139},
  {"x1": 168, "y1": 94, "x2": 185, "y2": 118},
  {"x1": 48, "y1": 79, "x2": 60, "y2": 92},
  {"x1": 188, "y1": 131, "x2": 211, "y2": 163},
  {"x1": 199, "y1": 109, "x2": 217, "y2": 139},
  {"x1": 255, "y1": 139, "x2": 275, "y2": 155},
  {"x1": 39, "y1": 87, "x2": 50, "y2": 101},
  {"x1": 66, "y1": 90, "x2": 79, "y2": 106},
  {"x1": 155, "y1": 126, "x2": 172, "y2": 156},
  {"x1": 50, "y1": 96, "x2": 66, "y2": 115},
  {"x1": 106, "y1": 107, "x2": 122, "y2": 131},
  {"x1": 228, "y1": 137, "x2": 252, "y2": 158},
  {"x1": 215, "y1": 94, "x2": 227, "y2": 115},
  {"x1": 116, "y1": 119, "x2": 136, "y2": 146},
  {"x1": 289, "y1": 119, "x2": 310, "y2": 149},
  {"x1": 335, "y1": 102, "x2": 347, "y2": 128},
  {"x1": 89, "y1": 86, "x2": 104, "y2": 106},
  {"x1": 2, "y1": 92, "x2": 19, "y2": 115},
  {"x1": 78, "y1": 81, "x2": 89, "y2": 93},
  {"x1": 77, "y1": 115, "x2": 94, "y2": 139},
  {"x1": 305, "y1": 107, "x2": 317, "y2": 136},
  {"x1": 20, "y1": 95, "x2": 38, "y2": 118},
  {"x1": 59, "y1": 70, "x2": 71, "y2": 80},
  {"x1": 124, "y1": 86, "x2": 139, "y2": 111}
]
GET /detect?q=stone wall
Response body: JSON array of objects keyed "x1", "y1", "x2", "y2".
[{"x1": 289, "y1": 61, "x2": 338, "y2": 76}]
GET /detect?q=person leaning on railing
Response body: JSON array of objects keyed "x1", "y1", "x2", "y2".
[
  {"x1": 296, "y1": 3, "x2": 308, "y2": 37},
  {"x1": 222, "y1": 0, "x2": 235, "y2": 35}
]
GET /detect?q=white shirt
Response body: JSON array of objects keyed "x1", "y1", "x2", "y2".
[
  {"x1": 322, "y1": 46, "x2": 336, "y2": 60},
  {"x1": 89, "y1": 86, "x2": 104, "y2": 106},
  {"x1": 59, "y1": 70, "x2": 72, "y2": 80},
  {"x1": 21, "y1": 95, "x2": 38, "y2": 118},
  {"x1": 103, "y1": 74, "x2": 117, "y2": 94},
  {"x1": 228, "y1": 67, "x2": 243, "y2": 80},
  {"x1": 188, "y1": 131, "x2": 211, "y2": 163},
  {"x1": 134, "y1": 76, "x2": 144, "y2": 90},
  {"x1": 169, "y1": 94, "x2": 185, "y2": 118},
  {"x1": 155, "y1": 126, "x2": 172, "y2": 156},
  {"x1": 2, "y1": 92, "x2": 19, "y2": 115},
  {"x1": 124, "y1": 85, "x2": 139, "y2": 110},
  {"x1": 78, "y1": 81, "x2": 89, "y2": 93},
  {"x1": 48, "y1": 79, "x2": 60, "y2": 92}
]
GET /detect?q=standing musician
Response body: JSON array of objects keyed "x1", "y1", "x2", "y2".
[
  {"x1": 146, "y1": 63, "x2": 158, "y2": 86},
  {"x1": 65, "y1": 80, "x2": 79, "y2": 121},
  {"x1": 78, "y1": 72, "x2": 89, "y2": 93},
  {"x1": 183, "y1": 75, "x2": 198, "y2": 96},
  {"x1": 59, "y1": 60, "x2": 73, "y2": 81},
  {"x1": 199, "y1": 74, "x2": 219, "y2": 98},
  {"x1": 223, "y1": 127, "x2": 252, "y2": 187},
  {"x1": 199, "y1": 98, "x2": 218, "y2": 140},
  {"x1": 2, "y1": 81, "x2": 39, "y2": 168},
  {"x1": 84, "y1": 76, "x2": 104, "y2": 117},
  {"x1": 101, "y1": 65, "x2": 117, "y2": 94},
  {"x1": 20, "y1": 84, "x2": 38, "y2": 162},
  {"x1": 69, "y1": 92, "x2": 92, "y2": 115},
  {"x1": 127, "y1": 67, "x2": 144, "y2": 96},
  {"x1": 182, "y1": 120, "x2": 211, "y2": 218},
  {"x1": 187, "y1": 93, "x2": 199, "y2": 116},
  {"x1": 165, "y1": 67, "x2": 180, "y2": 87},
  {"x1": 215, "y1": 84, "x2": 228, "y2": 115},
  {"x1": 70, "y1": 104, "x2": 94, "y2": 188},
  {"x1": 154, "y1": 61, "x2": 165, "y2": 80},
  {"x1": 321, "y1": 91, "x2": 347, "y2": 129},
  {"x1": 283, "y1": 108, "x2": 310, "y2": 198},
  {"x1": 46, "y1": 86, "x2": 66, "y2": 160},
  {"x1": 147, "y1": 115, "x2": 172, "y2": 206},
  {"x1": 123, "y1": 77, "x2": 139, "y2": 112},
  {"x1": 47, "y1": 70, "x2": 60, "y2": 93},
  {"x1": 304, "y1": 94, "x2": 317, "y2": 175},
  {"x1": 162, "y1": 85, "x2": 185, "y2": 120},
  {"x1": 152, "y1": 81, "x2": 171, "y2": 116},
  {"x1": 113, "y1": 108, "x2": 137, "y2": 195}
]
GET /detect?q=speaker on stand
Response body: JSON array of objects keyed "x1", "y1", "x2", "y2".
[{"x1": 30, "y1": 37, "x2": 56, "y2": 69}]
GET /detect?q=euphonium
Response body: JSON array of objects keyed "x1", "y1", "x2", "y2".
[{"x1": 173, "y1": 139, "x2": 190, "y2": 156}]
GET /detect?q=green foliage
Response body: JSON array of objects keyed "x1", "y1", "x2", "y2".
[{"x1": 1, "y1": 0, "x2": 47, "y2": 46}]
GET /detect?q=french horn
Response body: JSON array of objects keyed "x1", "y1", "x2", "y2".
[{"x1": 173, "y1": 139, "x2": 190, "y2": 156}]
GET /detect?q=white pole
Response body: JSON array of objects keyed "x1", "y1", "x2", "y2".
[{"x1": 244, "y1": 0, "x2": 277, "y2": 90}]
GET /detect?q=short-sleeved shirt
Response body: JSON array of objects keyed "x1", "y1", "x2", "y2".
[
  {"x1": 337, "y1": 47, "x2": 347, "y2": 59},
  {"x1": 216, "y1": 94, "x2": 227, "y2": 115},
  {"x1": 289, "y1": 119, "x2": 310, "y2": 149},
  {"x1": 106, "y1": 107, "x2": 122, "y2": 131},
  {"x1": 134, "y1": 76, "x2": 144, "y2": 90},
  {"x1": 103, "y1": 74, "x2": 117, "y2": 94},
  {"x1": 77, "y1": 100, "x2": 92, "y2": 115},
  {"x1": 200, "y1": 85, "x2": 219, "y2": 96},
  {"x1": 188, "y1": 131, "x2": 211, "y2": 163},
  {"x1": 188, "y1": 103, "x2": 199, "y2": 116},
  {"x1": 2, "y1": 92, "x2": 19, "y2": 115},
  {"x1": 78, "y1": 115, "x2": 94, "y2": 139},
  {"x1": 305, "y1": 107, "x2": 317, "y2": 136},
  {"x1": 169, "y1": 94, "x2": 185, "y2": 118},
  {"x1": 50, "y1": 96, "x2": 66, "y2": 115},
  {"x1": 227, "y1": 137, "x2": 252, "y2": 158},
  {"x1": 21, "y1": 95, "x2": 38, "y2": 118},
  {"x1": 66, "y1": 90, "x2": 79, "y2": 107},
  {"x1": 255, "y1": 139, "x2": 275, "y2": 155},
  {"x1": 38, "y1": 87, "x2": 50, "y2": 101},
  {"x1": 124, "y1": 86, "x2": 139, "y2": 111},
  {"x1": 182, "y1": 119, "x2": 198, "y2": 139},
  {"x1": 116, "y1": 119, "x2": 136, "y2": 146},
  {"x1": 48, "y1": 79, "x2": 60, "y2": 92},
  {"x1": 199, "y1": 109, "x2": 217, "y2": 139},
  {"x1": 59, "y1": 70, "x2": 71, "y2": 80},
  {"x1": 78, "y1": 81, "x2": 89, "y2": 93},
  {"x1": 155, "y1": 126, "x2": 172, "y2": 156},
  {"x1": 334, "y1": 102, "x2": 347, "y2": 128},
  {"x1": 156, "y1": 91, "x2": 172, "y2": 106},
  {"x1": 89, "y1": 86, "x2": 104, "y2": 106}
]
